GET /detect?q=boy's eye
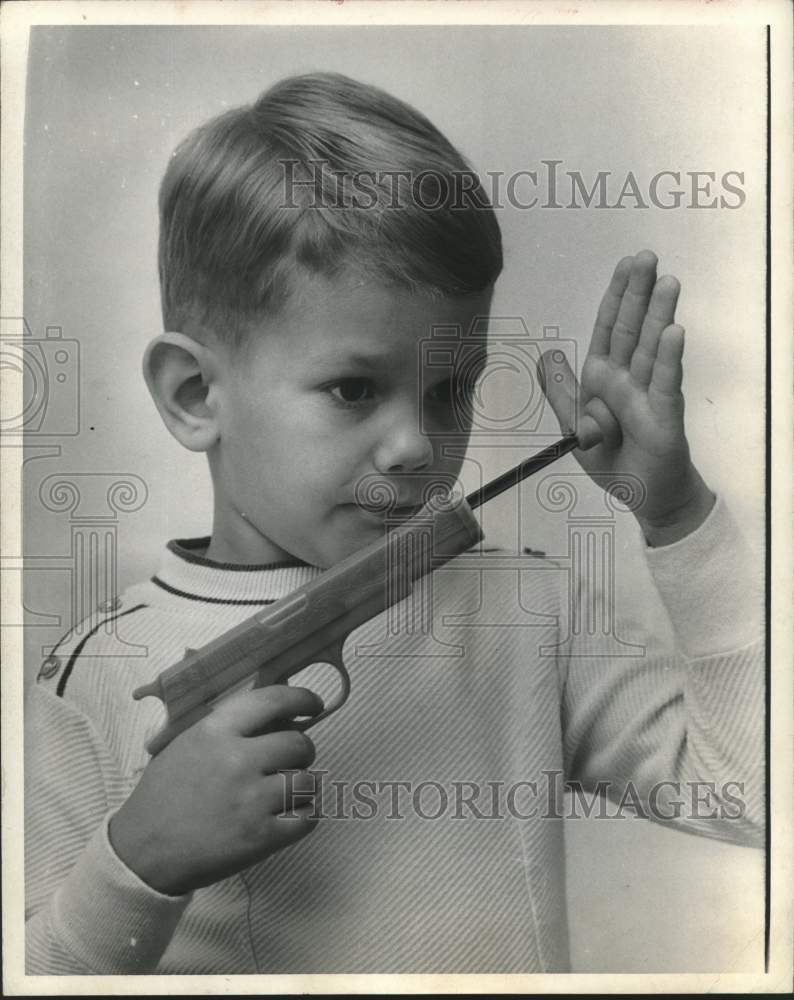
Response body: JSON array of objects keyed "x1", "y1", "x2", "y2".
[
  {"x1": 428, "y1": 379, "x2": 453, "y2": 406},
  {"x1": 329, "y1": 378, "x2": 375, "y2": 404},
  {"x1": 428, "y1": 376, "x2": 477, "y2": 407}
]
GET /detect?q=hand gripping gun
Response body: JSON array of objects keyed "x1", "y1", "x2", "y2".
[{"x1": 134, "y1": 436, "x2": 579, "y2": 755}]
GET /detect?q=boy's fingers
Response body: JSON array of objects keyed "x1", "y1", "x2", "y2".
[
  {"x1": 251, "y1": 729, "x2": 317, "y2": 773},
  {"x1": 609, "y1": 250, "x2": 658, "y2": 369},
  {"x1": 211, "y1": 685, "x2": 324, "y2": 737},
  {"x1": 631, "y1": 275, "x2": 681, "y2": 386},
  {"x1": 649, "y1": 325, "x2": 685, "y2": 397},
  {"x1": 575, "y1": 414, "x2": 604, "y2": 451},
  {"x1": 588, "y1": 256, "x2": 633, "y2": 358}
]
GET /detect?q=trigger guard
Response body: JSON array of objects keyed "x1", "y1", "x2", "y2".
[{"x1": 295, "y1": 658, "x2": 351, "y2": 730}]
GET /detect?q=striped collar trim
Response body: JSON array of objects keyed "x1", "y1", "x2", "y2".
[{"x1": 154, "y1": 537, "x2": 324, "y2": 604}]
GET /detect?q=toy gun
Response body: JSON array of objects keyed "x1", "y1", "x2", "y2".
[{"x1": 134, "y1": 436, "x2": 579, "y2": 755}]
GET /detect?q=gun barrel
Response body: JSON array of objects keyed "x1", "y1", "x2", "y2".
[{"x1": 466, "y1": 435, "x2": 579, "y2": 509}]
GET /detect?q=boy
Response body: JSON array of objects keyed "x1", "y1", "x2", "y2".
[{"x1": 25, "y1": 72, "x2": 763, "y2": 974}]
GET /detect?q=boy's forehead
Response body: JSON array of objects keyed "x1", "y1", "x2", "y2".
[{"x1": 273, "y1": 272, "x2": 492, "y2": 355}]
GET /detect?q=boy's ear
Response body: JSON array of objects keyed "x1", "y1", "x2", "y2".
[{"x1": 142, "y1": 332, "x2": 222, "y2": 452}]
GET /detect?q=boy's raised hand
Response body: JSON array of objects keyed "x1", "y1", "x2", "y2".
[
  {"x1": 541, "y1": 250, "x2": 715, "y2": 545},
  {"x1": 109, "y1": 686, "x2": 323, "y2": 896}
]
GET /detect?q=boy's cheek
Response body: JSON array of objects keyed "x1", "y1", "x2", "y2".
[{"x1": 427, "y1": 416, "x2": 473, "y2": 449}]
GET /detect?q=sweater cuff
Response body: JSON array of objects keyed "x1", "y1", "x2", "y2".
[
  {"x1": 51, "y1": 811, "x2": 192, "y2": 973},
  {"x1": 645, "y1": 494, "x2": 763, "y2": 659}
]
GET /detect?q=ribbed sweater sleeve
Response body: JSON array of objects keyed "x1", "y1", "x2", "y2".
[
  {"x1": 25, "y1": 686, "x2": 191, "y2": 974},
  {"x1": 560, "y1": 496, "x2": 764, "y2": 845}
]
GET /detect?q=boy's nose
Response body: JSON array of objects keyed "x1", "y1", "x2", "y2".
[{"x1": 373, "y1": 419, "x2": 434, "y2": 474}]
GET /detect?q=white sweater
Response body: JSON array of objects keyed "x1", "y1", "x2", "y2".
[{"x1": 24, "y1": 497, "x2": 764, "y2": 974}]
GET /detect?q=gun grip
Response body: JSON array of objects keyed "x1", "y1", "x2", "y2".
[{"x1": 144, "y1": 700, "x2": 213, "y2": 757}]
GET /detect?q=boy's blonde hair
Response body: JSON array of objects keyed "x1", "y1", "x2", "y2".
[{"x1": 158, "y1": 72, "x2": 503, "y2": 346}]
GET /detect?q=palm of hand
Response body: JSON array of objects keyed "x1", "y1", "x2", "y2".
[
  {"x1": 578, "y1": 351, "x2": 691, "y2": 522},
  {"x1": 541, "y1": 251, "x2": 699, "y2": 526}
]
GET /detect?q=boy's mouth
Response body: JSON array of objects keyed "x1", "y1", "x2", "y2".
[
  {"x1": 337, "y1": 481, "x2": 430, "y2": 519},
  {"x1": 337, "y1": 476, "x2": 458, "y2": 527},
  {"x1": 347, "y1": 501, "x2": 424, "y2": 523}
]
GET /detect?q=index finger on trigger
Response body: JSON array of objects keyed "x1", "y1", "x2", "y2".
[{"x1": 213, "y1": 685, "x2": 325, "y2": 737}]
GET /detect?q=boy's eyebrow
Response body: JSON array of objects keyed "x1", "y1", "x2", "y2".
[
  {"x1": 307, "y1": 349, "x2": 407, "y2": 372},
  {"x1": 305, "y1": 343, "x2": 487, "y2": 376}
]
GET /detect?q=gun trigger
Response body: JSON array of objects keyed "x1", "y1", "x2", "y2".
[
  {"x1": 296, "y1": 641, "x2": 351, "y2": 730},
  {"x1": 316, "y1": 641, "x2": 345, "y2": 669}
]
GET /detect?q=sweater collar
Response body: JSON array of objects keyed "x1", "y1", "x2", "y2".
[{"x1": 152, "y1": 536, "x2": 324, "y2": 605}]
